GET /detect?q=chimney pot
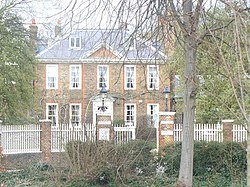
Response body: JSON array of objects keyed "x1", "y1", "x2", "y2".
[
  {"x1": 55, "y1": 20, "x2": 62, "y2": 38},
  {"x1": 31, "y1": 18, "x2": 36, "y2": 25},
  {"x1": 30, "y1": 18, "x2": 38, "y2": 52}
]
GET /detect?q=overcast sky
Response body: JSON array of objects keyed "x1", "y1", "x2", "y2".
[
  {"x1": 21, "y1": 0, "x2": 245, "y2": 38},
  {"x1": 23, "y1": 0, "x2": 124, "y2": 37}
]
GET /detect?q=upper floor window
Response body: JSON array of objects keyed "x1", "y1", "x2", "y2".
[
  {"x1": 69, "y1": 37, "x2": 81, "y2": 49},
  {"x1": 124, "y1": 65, "x2": 136, "y2": 90},
  {"x1": 46, "y1": 65, "x2": 58, "y2": 89},
  {"x1": 124, "y1": 103, "x2": 136, "y2": 126},
  {"x1": 46, "y1": 103, "x2": 58, "y2": 126},
  {"x1": 70, "y1": 104, "x2": 81, "y2": 127},
  {"x1": 70, "y1": 65, "x2": 81, "y2": 89},
  {"x1": 97, "y1": 65, "x2": 109, "y2": 89},
  {"x1": 148, "y1": 65, "x2": 159, "y2": 90},
  {"x1": 147, "y1": 104, "x2": 159, "y2": 128},
  {"x1": 174, "y1": 75, "x2": 183, "y2": 98}
]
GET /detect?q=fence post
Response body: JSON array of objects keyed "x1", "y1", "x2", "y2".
[
  {"x1": 157, "y1": 112, "x2": 176, "y2": 152},
  {"x1": 0, "y1": 119, "x2": 6, "y2": 171},
  {"x1": 39, "y1": 119, "x2": 52, "y2": 163},
  {"x1": 222, "y1": 120, "x2": 234, "y2": 142},
  {"x1": 0, "y1": 119, "x2": 2, "y2": 155},
  {"x1": 0, "y1": 119, "x2": 2, "y2": 149}
]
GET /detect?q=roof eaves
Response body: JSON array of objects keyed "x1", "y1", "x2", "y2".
[{"x1": 37, "y1": 58, "x2": 164, "y2": 64}]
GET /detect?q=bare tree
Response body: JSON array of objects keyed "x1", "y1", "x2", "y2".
[
  {"x1": 34, "y1": 0, "x2": 249, "y2": 186},
  {"x1": 206, "y1": 2, "x2": 249, "y2": 185}
]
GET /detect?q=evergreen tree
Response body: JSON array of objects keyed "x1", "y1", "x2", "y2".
[{"x1": 0, "y1": 12, "x2": 36, "y2": 123}]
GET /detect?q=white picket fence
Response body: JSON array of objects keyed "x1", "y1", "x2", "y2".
[
  {"x1": 113, "y1": 124, "x2": 136, "y2": 145},
  {"x1": 0, "y1": 123, "x2": 246, "y2": 154},
  {"x1": 174, "y1": 123, "x2": 247, "y2": 142},
  {"x1": 0, "y1": 124, "x2": 41, "y2": 154},
  {"x1": 51, "y1": 123, "x2": 96, "y2": 152},
  {"x1": 232, "y1": 124, "x2": 247, "y2": 142},
  {"x1": 0, "y1": 123, "x2": 136, "y2": 154}
]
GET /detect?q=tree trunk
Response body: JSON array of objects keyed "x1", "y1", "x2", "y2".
[
  {"x1": 177, "y1": 36, "x2": 197, "y2": 187},
  {"x1": 248, "y1": 122, "x2": 250, "y2": 186},
  {"x1": 176, "y1": 0, "x2": 198, "y2": 185}
]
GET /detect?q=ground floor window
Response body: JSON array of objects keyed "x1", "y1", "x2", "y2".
[
  {"x1": 147, "y1": 104, "x2": 159, "y2": 128},
  {"x1": 46, "y1": 103, "x2": 58, "y2": 126},
  {"x1": 70, "y1": 104, "x2": 81, "y2": 126},
  {"x1": 124, "y1": 103, "x2": 136, "y2": 126}
]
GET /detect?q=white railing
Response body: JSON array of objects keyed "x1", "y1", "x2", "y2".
[
  {"x1": 3, "y1": 123, "x2": 245, "y2": 154},
  {"x1": 0, "y1": 123, "x2": 135, "y2": 154},
  {"x1": 174, "y1": 123, "x2": 223, "y2": 142},
  {"x1": 0, "y1": 124, "x2": 41, "y2": 154},
  {"x1": 232, "y1": 124, "x2": 247, "y2": 142},
  {"x1": 174, "y1": 124, "x2": 182, "y2": 142},
  {"x1": 194, "y1": 123, "x2": 223, "y2": 142},
  {"x1": 113, "y1": 124, "x2": 136, "y2": 144},
  {"x1": 52, "y1": 123, "x2": 96, "y2": 152}
]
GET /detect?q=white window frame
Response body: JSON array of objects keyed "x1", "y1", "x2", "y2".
[
  {"x1": 147, "y1": 103, "x2": 159, "y2": 128},
  {"x1": 70, "y1": 65, "x2": 81, "y2": 89},
  {"x1": 69, "y1": 37, "x2": 81, "y2": 49},
  {"x1": 97, "y1": 65, "x2": 109, "y2": 89},
  {"x1": 46, "y1": 103, "x2": 58, "y2": 126},
  {"x1": 46, "y1": 65, "x2": 58, "y2": 89},
  {"x1": 124, "y1": 103, "x2": 136, "y2": 127},
  {"x1": 147, "y1": 65, "x2": 159, "y2": 90},
  {"x1": 70, "y1": 104, "x2": 81, "y2": 127},
  {"x1": 124, "y1": 65, "x2": 136, "y2": 90}
]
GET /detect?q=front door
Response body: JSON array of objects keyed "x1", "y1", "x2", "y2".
[{"x1": 93, "y1": 98, "x2": 113, "y2": 124}]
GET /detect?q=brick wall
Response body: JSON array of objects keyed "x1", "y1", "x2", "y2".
[{"x1": 36, "y1": 58, "x2": 170, "y2": 124}]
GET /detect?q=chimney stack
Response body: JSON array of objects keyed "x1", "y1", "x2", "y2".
[
  {"x1": 119, "y1": 22, "x2": 128, "y2": 30},
  {"x1": 55, "y1": 20, "x2": 62, "y2": 38},
  {"x1": 29, "y1": 18, "x2": 38, "y2": 52}
]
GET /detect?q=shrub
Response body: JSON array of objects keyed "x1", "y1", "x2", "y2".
[
  {"x1": 66, "y1": 140, "x2": 246, "y2": 185},
  {"x1": 114, "y1": 139, "x2": 155, "y2": 176},
  {"x1": 66, "y1": 139, "x2": 155, "y2": 185},
  {"x1": 161, "y1": 141, "x2": 246, "y2": 180},
  {"x1": 160, "y1": 142, "x2": 182, "y2": 176},
  {"x1": 193, "y1": 141, "x2": 246, "y2": 177}
]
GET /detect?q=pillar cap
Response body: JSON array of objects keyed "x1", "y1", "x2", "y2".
[
  {"x1": 222, "y1": 120, "x2": 234, "y2": 123},
  {"x1": 158, "y1": 112, "x2": 176, "y2": 116},
  {"x1": 39, "y1": 119, "x2": 52, "y2": 123}
]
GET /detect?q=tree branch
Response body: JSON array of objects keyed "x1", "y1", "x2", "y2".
[
  {"x1": 193, "y1": 0, "x2": 204, "y2": 28},
  {"x1": 168, "y1": 0, "x2": 185, "y2": 32}
]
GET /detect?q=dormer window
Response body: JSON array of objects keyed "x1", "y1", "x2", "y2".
[{"x1": 69, "y1": 37, "x2": 81, "y2": 49}]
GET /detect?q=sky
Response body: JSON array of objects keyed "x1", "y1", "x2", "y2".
[
  {"x1": 21, "y1": 0, "x2": 161, "y2": 38},
  {"x1": 22, "y1": 0, "x2": 123, "y2": 38},
  {"x1": 19, "y1": 0, "x2": 248, "y2": 38}
]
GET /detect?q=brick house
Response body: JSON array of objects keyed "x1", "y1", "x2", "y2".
[{"x1": 35, "y1": 27, "x2": 170, "y2": 129}]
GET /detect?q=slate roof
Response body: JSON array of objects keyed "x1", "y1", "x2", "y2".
[{"x1": 37, "y1": 29, "x2": 166, "y2": 61}]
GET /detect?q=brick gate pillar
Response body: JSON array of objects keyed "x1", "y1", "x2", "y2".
[
  {"x1": 222, "y1": 120, "x2": 234, "y2": 142},
  {"x1": 39, "y1": 120, "x2": 52, "y2": 163},
  {"x1": 157, "y1": 112, "x2": 175, "y2": 152}
]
